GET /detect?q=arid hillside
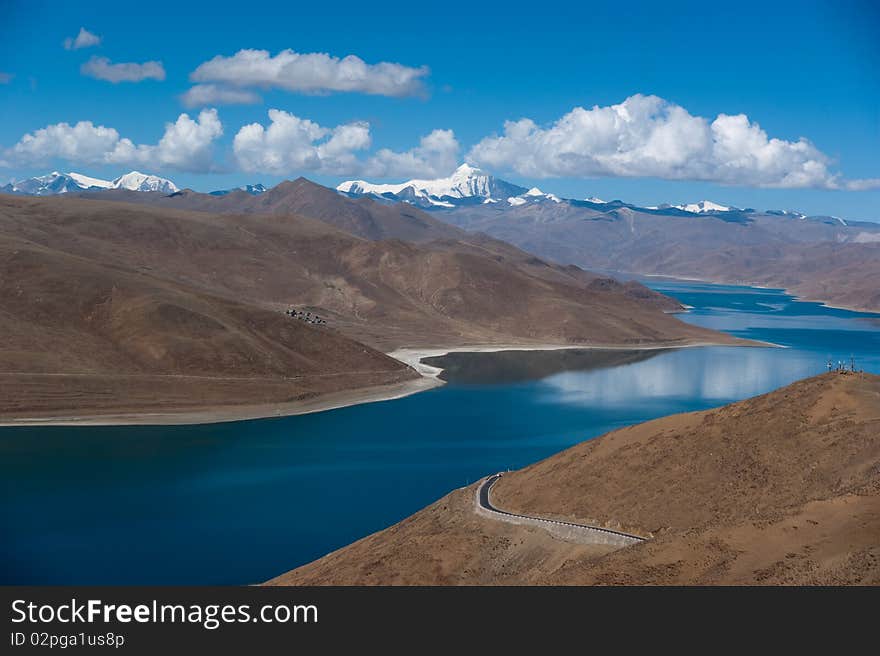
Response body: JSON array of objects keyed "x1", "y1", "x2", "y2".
[
  {"x1": 0, "y1": 227, "x2": 418, "y2": 422},
  {"x1": 0, "y1": 194, "x2": 729, "y2": 351},
  {"x1": 440, "y1": 203, "x2": 880, "y2": 313},
  {"x1": 79, "y1": 177, "x2": 467, "y2": 243},
  {"x1": 271, "y1": 372, "x2": 880, "y2": 585},
  {"x1": 0, "y1": 193, "x2": 735, "y2": 420}
]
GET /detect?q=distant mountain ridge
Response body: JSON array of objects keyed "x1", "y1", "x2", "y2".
[
  {"x1": 335, "y1": 164, "x2": 870, "y2": 224},
  {"x1": 3, "y1": 165, "x2": 873, "y2": 226},
  {"x1": 2, "y1": 170, "x2": 178, "y2": 195},
  {"x1": 209, "y1": 183, "x2": 268, "y2": 196}
]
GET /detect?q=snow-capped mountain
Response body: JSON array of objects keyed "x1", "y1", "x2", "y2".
[
  {"x1": 111, "y1": 171, "x2": 178, "y2": 193},
  {"x1": 337, "y1": 163, "x2": 528, "y2": 208},
  {"x1": 672, "y1": 200, "x2": 735, "y2": 213},
  {"x1": 1, "y1": 171, "x2": 112, "y2": 195},
  {"x1": 336, "y1": 164, "x2": 753, "y2": 216},
  {"x1": 209, "y1": 183, "x2": 268, "y2": 196},
  {"x1": 2, "y1": 170, "x2": 178, "y2": 196}
]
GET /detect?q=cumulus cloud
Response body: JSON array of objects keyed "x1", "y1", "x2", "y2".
[
  {"x1": 63, "y1": 27, "x2": 101, "y2": 50},
  {"x1": 233, "y1": 110, "x2": 370, "y2": 175},
  {"x1": 81, "y1": 56, "x2": 165, "y2": 83},
  {"x1": 191, "y1": 49, "x2": 429, "y2": 98},
  {"x1": 843, "y1": 178, "x2": 880, "y2": 191},
  {"x1": 361, "y1": 129, "x2": 460, "y2": 178},
  {"x1": 181, "y1": 84, "x2": 261, "y2": 108},
  {"x1": 233, "y1": 109, "x2": 459, "y2": 178},
  {"x1": 468, "y1": 94, "x2": 879, "y2": 190},
  {"x1": 5, "y1": 109, "x2": 222, "y2": 173}
]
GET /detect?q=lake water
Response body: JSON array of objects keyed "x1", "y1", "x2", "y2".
[{"x1": 1, "y1": 281, "x2": 878, "y2": 584}]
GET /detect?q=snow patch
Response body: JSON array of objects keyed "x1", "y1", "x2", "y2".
[
  {"x1": 67, "y1": 172, "x2": 112, "y2": 189},
  {"x1": 674, "y1": 200, "x2": 733, "y2": 213}
]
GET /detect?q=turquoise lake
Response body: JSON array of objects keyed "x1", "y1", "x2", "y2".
[{"x1": 1, "y1": 281, "x2": 878, "y2": 584}]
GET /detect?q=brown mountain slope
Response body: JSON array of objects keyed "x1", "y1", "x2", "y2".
[
  {"x1": 270, "y1": 372, "x2": 880, "y2": 585},
  {"x1": 80, "y1": 178, "x2": 466, "y2": 243},
  {"x1": 0, "y1": 235, "x2": 416, "y2": 422},
  {"x1": 0, "y1": 195, "x2": 729, "y2": 351},
  {"x1": 440, "y1": 204, "x2": 880, "y2": 312},
  {"x1": 0, "y1": 193, "x2": 736, "y2": 421},
  {"x1": 81, "y1": 179, "x2": 684, "y2": 310}
]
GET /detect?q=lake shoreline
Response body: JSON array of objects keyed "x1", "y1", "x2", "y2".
[
  {"x1": 0, "y1": 338, "x2": 768, "y2": 428},
  {"x1": 634, "y1": 271, "x2": 880, "y2": 315}
]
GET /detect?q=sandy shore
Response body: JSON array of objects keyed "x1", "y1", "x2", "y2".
[
  {"x1": 389, "y1": 337, "x2": 775, "y2": 376},
  {"x1": 0, "y1": 376, "x2": 441, "y2": 427}
]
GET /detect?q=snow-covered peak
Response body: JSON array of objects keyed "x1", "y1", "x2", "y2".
[
  {"x1": 111, "y1": 171, "x2": 178, "y2": 193},
  {"x1": 337, "y1": 163, "x2": 527, "y2": 207},
  {"x1": 450, "y1": 163, "x2": 480, "y2": 178},
  {"x1": 509, "y1": 187, "x2": 562, "y2": 204},
  {"x1": 67, "y1": 172, "x2": 112, "y2": 189},
  {"x1": 8, "y1": 171, "x2": 95, "y2": 195},
  {"x1": 339, "y1": 164, "x2": 492, "y2": 200},
  {"x1": 585, "y1": 196, "x2": 607, "y2": 204},
  {"x1": 675, "y1": 200, "x2": 733, "y2": 213}
]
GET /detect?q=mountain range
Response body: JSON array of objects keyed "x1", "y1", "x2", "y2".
[
  {"x1": 336, "y1": 163, "x2": 855, "y2": 222},
  {"x1": 208, "y1": 183, "x2": 268, "y2": 196},
  {"x1": 5, "y1": 165, "x2": 878, "y2": 312},
  {"x1": 2, "y1": 170, "x2": 179, "y2": 195},
  {"x1": 337, "y1": 165, "x2": 880, "y2": 312},
  {"x1": 5, "y1": 164, "x2": 865, "y2": 226},
  {"x1": 0, "y1": 179, "x2": 733, "y2": 423}
]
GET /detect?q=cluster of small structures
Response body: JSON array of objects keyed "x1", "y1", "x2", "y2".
[
  {"x1": 827, "y1": 356, "x2": 861, "y2": 374},
  {"x1": 285, "y1": 308, "x2": 326, "y2": 325}
]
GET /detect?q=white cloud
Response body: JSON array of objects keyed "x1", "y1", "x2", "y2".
[
  {"x1": 81, "y1": 56, "x2": 165, "y2": 83},
  {"x1": 843, "y1": 178, "x2": 880, "y2": 191},
  {"x1": 233, "y1": 109, "x2": 459, "y2": 178},
  {"x1": 233, "y1": 110, "x2": 370, "y2": 175},
  {"x1": 5, "y1": 109, "x2": 222, "y2": 173},
  {"x1": 468, "y1": 94, "x2": 880, "y2": 190},
  {"x1": 8, "y1": 121, "x2": 122, "y2": 165},
  {"x1": 191, "y1": 49, "x2": 429, "y2": 97},
  {"x1": 63, "y1": 27, "x2": 101, "y2": 50},
  {"x1": 181, "y1": 84, "x2": 261, "y2": 108},
  {"x1": 361, "y1": 129, "x2": 460, "y2": 178}
]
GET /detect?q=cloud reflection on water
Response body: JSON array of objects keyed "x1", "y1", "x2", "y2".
[{"x1": 539, "y1": 346, "x2": 821, "y2": 407}]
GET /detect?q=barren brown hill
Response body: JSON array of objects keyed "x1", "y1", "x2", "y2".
[
  {"x1": 441, "y1": 203, "x2": 880, "y2": 313},
  {"x1": 0, "y1": 193, "x2": 735, "y2": 421},
  {"x1": 0, "y1": 231, "x2": 417, "y2": 422},
  {"x1": 81, "y1": 179, "x2": 686, "y2": 310},
  {"x1": 271, "y1": 372, "x2": 880, "y2": 585},
  {"x1": 80, "y1": 177, "x2": 466, "y2": 243},
  {"x1": 0, "y1": 194, "x2": 728, "y2": 351}
]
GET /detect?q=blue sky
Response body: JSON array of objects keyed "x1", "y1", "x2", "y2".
[{"x1": 1, "y1": 0, "x2": 878, "y2": 220}]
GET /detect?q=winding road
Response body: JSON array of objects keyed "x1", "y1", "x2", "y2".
[{"x1": 476, "y1": 473, "x2": 646, "y2": 547}]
